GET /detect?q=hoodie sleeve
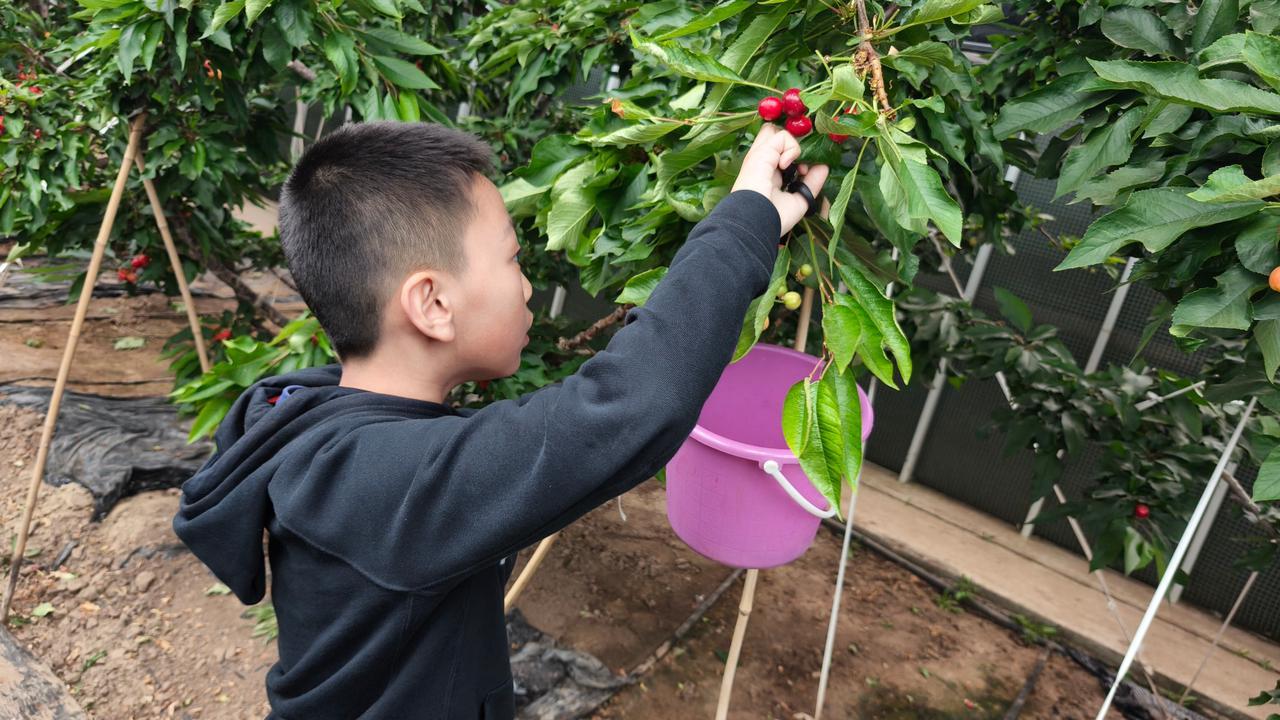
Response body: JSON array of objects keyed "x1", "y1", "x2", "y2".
[{"x1": 276, "y1": 190, "x2": 781, "y2": 592}]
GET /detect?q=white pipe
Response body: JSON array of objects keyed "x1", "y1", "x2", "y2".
[
  {"x1": 812, "y1": 469, "x2": 862, "y2": 720},
  {"x1": 1169, "y1": 467, "x2": 1231, "y2": 604},
  {"x1": 899, "y1": 243, "x2": 995, "y2": 484},
  {"x1": 814, "y1": 251, "x2": 895, "y2": 719},
  {"x1": 291, "y1": 99, "x2": 308, "y2": 162},
  {"x1": 549, "y1": 285, "x2": 567, "y2": 318},
  {"x1": 1084, "y1": 257, "x2": 1136, "y2": 373},
  {"x1": 1094, "y1": 398, "x2": 1257, "y2": 720}
]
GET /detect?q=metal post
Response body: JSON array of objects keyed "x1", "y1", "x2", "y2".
[
  {"x1": 1168, "y1": 465, "x2": 1232, "y2": 604},
  {"x1": 898, "y1": 243, "x2": 995, "y2": 483},
  {"x1": 1094, "y1": 398, "x2": 1256, "y2": 720}
]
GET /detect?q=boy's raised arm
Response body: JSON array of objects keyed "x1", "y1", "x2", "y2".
[{"x1": 353, "y1": 127, "x2": 827, "y2": 590}]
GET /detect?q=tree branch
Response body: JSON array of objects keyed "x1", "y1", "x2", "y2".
[
  {"x1": 557, "y1": 305, "x2": 629, "y2": 353},
  {"x1": 853, "y1": 0, "x2": 895, "y2": 118}
]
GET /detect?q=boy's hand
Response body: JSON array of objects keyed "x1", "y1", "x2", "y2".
[{"x1": 731, "y1": 124, "x2": 830, "y2": 236}]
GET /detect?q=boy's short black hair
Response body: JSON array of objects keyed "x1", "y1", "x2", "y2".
[{"x1": 278, "y1": 121, "x2": 493, "y2": 359}]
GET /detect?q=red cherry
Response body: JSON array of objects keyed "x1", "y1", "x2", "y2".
[
  {"x1": 757, "y1": 96, "x2": 784, "y2": 121},
  {"x1": 781, "y1": 88, "x2": 806, "y2": 117},
  {"x1": 117, "y1": 268, "x2": 130, "y2": 282},
  {"x1": 828, "y1": 132, "x2": 849, "y2": 143},
  {"x1": 32, "y1": 129, "x2": 41, "y2": 140},
  {"x1": 1134, "y1": 504, "x2": 1150, "y2": 519},
  {"x1": 784, "y1": 115, "x2": 812, "y2": 138},
  {"x1": 29, "y1": 86, "x2": 41, "y2": 95},
  {"x1": 477, "y1": 380, "x2": 491, "y2": 390},
  {"x1": 130, "y1": 253, "x2": 150, "y2": 269},
  {"x1": 124, "y1": 270, "x2": 138, "y2": 284},
  {"x1": 212, "y1": 328, "x2": 232, "y2": 342}
]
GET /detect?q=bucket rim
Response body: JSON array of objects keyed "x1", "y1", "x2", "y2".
[
  {"x1": 688, "y1": 344, "x2": 822, "y2": 464},
  {"x1": 688, "y1": 343, "x2": 874, "y2": 463}
]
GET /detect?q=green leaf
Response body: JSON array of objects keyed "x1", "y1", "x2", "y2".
[
  {"x1": 1188, "y1": 166, "x2": 1280, "y2": 202},
  {"x1": 653, "y1": 0, "x2": 753, "y2": 41},
  {"x1": 113, "y1": 336, "x2": 145, "y2": 350},
  {"x1": 615, "y1": 267, "x2": 668, "y2": 306},
  {"x1": 822, "y1": 302, "x2": 862, "y2": 373},
  {"x1": 733, "y1": 249, "x2": 790, "y2": 361},
  {"x1": 1101, "y1": 7, "x2": 1179, "y2": 57},
  {"x1": 140, "y1": 20, "x2": 163, "y2": 71},
  {"x1": 1199, "y1": 33, "x2": 1247, "y2": 69},
  {"x1": 832, "y1": 64, "x2": 864, "y2": 102},
  {"x1": 116, "y1": 22, "x2": 144, "y2": 81},
  {"x1": 827, "y1": 165, "x2": 861, "y2": 235},
  {"x1": 202, "y1": 0, "x2": 245, "y2": 38},
  {"x1": 906, "y1": 0, "x2": 985, "y2": 27},
  {"x1": 876, "y1": 135, "x2": 963, "y2": 245},
  {"x1": 826, "y1": 366, "x2": 864, "y2": 489},
  {"x1": 839, "y1": 264, "x2": 912, "y2": 385},
  {"x1": 1170, "y1": 266, "x2": 1264, "y2": 336},
  {"x1": 787, "y1": 377, "x2": 846, "y2": 515},
  {"x1": 1057, "y1": 188, "x2": 1262, "y2": 269},
  {"x1": 1141, "y1": 102, "x2": 1194, "y2": 138},
  {"x1": 1257, "y1": 319, "x2": 1280, "y2": 381},
  {"x1": 1072, "y1": 161, "x2": 1166, "y2": 206},
  {"x1": 31, "y1": 602, "x2": 54, "y2": 618},
  {"x1": 630, "y1": 33, "x2": 749, "y2": 85},
  {"x1": 189, "y1": 395, "x2": 233, "y2": 442},
  {"x1": 372, "y1": 54, "x2": 438, "y2": 90},
  {"x1": 365, "y1": 0, "x2": 402, "y2": 18},
  {"x1": 993, "y1": 287, "x2": 1033, "y2": 334},
  {"x1": 545, "y1": 162, "x2": 599, "y2": 252},
  {"x1": 360, "y1": 27, "x2": 442, "y2": 56},
  {"x1": 656, "y1": 114, "x2": 755, "y2": 191},
  {"x1": 1089, "y1": 59, "x2": 1280, "y2": 115},
  {"x1": 1056, "y1": 107, "x2": 1143, "y2": 199},
  {"x1": 1253, "y1": 445, "x2": 1280, "y2": 502},
  {"x1": 1235, "y1": 214, "x2": 1280, "y2": 274},
  {"x1": 1192, "y1": 0, "x2": 1239, "y2": 53},
  {"x1": 688, "y1": 2, "x2": 794, "y2": 123},
  {"x1": 584, "y1": 122, "x2": 680, "y2": 147},
  {"x1": 992, "y1": 73, "x2": 1113, "y2": 138},
  {"x1": 323, "y1": 34, "x2": 357, "y2": 95},
  {"x1": 1244, "y1": 31, "x2": 1280, "y2": 93},
  {"x1": 260, "y1": 22, "x2": 290, "y2": 69},
  {"x1": 244, "y1": 0, "x2": 272, "y2": 26},
  {"x1": 396, "y1": 92, "x2": 420, "y2": 122},
  {"x1": 782, "y1": 379, "x2": 813, "y2": 459},
  {"x1": 205, "y1": 582, "x2": 232, "y2": 596}
]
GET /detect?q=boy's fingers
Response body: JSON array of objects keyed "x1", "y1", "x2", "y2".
[{"x1": 801, "y1": 164, "x2": 830, "y2": 196}]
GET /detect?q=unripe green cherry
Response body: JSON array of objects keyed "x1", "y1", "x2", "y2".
[{"x1": 782, "y1": 291, "x2": 803, "y2": 310}]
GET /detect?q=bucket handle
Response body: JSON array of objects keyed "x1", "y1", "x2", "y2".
[{"x1": 761, "y1": 460, "x2": 837, "y2": 519}]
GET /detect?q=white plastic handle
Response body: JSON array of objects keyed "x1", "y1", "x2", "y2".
[{"x1": 761, "y1": 460, "x2": 837, "y2": 519}]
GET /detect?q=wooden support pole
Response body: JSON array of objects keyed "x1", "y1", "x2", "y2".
[
  {"x1": 716, "y1": 287, "x2": 814, "y2": 718},
  {"x1": 503, "y1": 531, "x2": 559, "y2": 612},
  {"x1": 1, "y1": 113, "x2": 148, "y2": 621},
  {"x1": 135, "y1": 154, "x2": 210, "y2": 374},
  {"x1": 714, "y1": 568, "x2": 759, "y2": 720}
]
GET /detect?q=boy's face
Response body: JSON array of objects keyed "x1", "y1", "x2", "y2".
[{"x1": 452, "y1": 176, "x2": 534, "y2": 380}]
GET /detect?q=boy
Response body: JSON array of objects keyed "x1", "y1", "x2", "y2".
[{"x1": 174, "y1": 120, "x2": 827, "y2": 719}]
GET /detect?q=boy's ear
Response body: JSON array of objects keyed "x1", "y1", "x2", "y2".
[{"x1": 399, "y1": 270, "x2": 455, "y2": 343}]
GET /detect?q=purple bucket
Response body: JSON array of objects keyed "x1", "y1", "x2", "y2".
[{"x1": 666, "y1": 344, "x2": 874, "y2": 569}]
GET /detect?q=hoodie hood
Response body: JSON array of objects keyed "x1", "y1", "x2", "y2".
[{"x1": 173, "y1": 365, "x2": 346, "y2": 604}]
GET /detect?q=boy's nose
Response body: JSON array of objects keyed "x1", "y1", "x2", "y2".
[{"x1": 522, "y1": 274, "x2": 532, "y2": 301}]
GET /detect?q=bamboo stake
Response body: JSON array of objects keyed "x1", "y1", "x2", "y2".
[
  {"x1": 716, "y1": 287, "x2": 815, "y2": 719},
  {"x1": 135, "y1": 154, "x2": 210, "y2": 374},
  {"x1": 714, "y1": 568, "x2": 759, "y2": 720},
  {"x1": 503, "y1": 531, "x2": 559, "y2": 612},
  {"x1": 1, "y1": 112, "x2": 148, "y2": 620}
]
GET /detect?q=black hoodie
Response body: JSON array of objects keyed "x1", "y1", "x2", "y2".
[{"x1": 173, "y1": 190, "x2": 782, "y2": 719}]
